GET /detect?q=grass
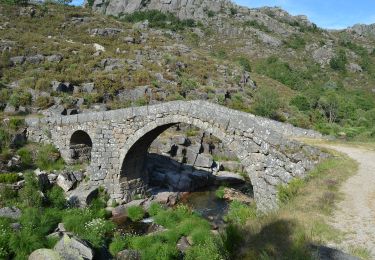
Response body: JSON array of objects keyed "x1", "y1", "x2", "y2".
[
  {"x1": 127, "y1": 205, "x2": 145, "y2": 222},
  {"x1": 236, "y1": 146, "x2": 359, "y2": 259}
]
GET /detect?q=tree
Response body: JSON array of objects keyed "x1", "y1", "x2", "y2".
[
  {"x1": 253, "y1": 88, "x2": 281, "y2": 118},
  {"x1": 318, "y1": 91, "x2": 339, "y2": 123}
]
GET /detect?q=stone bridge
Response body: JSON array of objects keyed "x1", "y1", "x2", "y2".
[{"x1": 26, "y1": 100, "x2": 323, "y2": 212}]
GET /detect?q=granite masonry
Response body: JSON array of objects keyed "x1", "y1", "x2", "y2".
[{"x1": 26, "y1": 100, "x2": 324, "y2": 212}]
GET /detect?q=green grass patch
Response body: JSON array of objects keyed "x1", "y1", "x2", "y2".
[{"x1": 127, "y1": 205, "x2": 145, "y2": 222}]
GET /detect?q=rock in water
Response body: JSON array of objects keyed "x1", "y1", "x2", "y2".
[
  {"x1": 28, "y1": 249, "x2": 62, "y2": 260},
  {"x1": 54, "y1": 234, "x2": 94, "y2": 260}
]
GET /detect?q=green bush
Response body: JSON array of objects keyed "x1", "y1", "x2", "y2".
[
  {"x1": 8, "y1": 118, "x2": 25, "y2": 131},
  {"x1": 36, "y1": 144, "x2": 64, "y2": 171},
  {"x1": 243, "y1": 20, "x2": 270, "y2": 32},
  {"x1": 252, "y1": 88, "x2": 281, "y2": 118},
  {"x1": 9, "y1": 90, "x2": 32, "y2": 107},
  {"x1": 35, "y1": 96, "x2": 53, "y2": 109},
  {"x1": 215, "y1": 186, "x2": 226, "y2": 199},
  {"x1": 19, "y1": 172, "x2": 43, "y2": 207},
  {"x1": 17, "y1": 147, "x2": 33, "y2": 168},
  {"x1": 285, "y1": 35, "x2": 306, "y2": 49},
  {"x1": 255, "y1": 56, "x2": 306, "y2": 90},
  {"x1": 122, "y1": 10, "x2": 196, "y2": 31},
  {"x1": 127, "y1": 205, "x2": 145, "y2": 222},
  {"x1": 290, "y1": 95, "x2": 311, "y2": 111},
  {"x1": 330, "y1": 49, "x2": 347, "y2": 71},
  {"x1": 278, "y1": 178, "x2": 305, "y2": 204},
  {"x1": 0, "y1": 218, "x2": 12, "y2": 259},
  {"x1": 237, "y1": 57, "x2": 252, "y2": 72},
  {"x1": 224, "y1": 201, "x2": 256, "y2": 225},
  {"x1": 46, "y1": 186, "x2": 66, "y2": 209},
  {"x1": 0, "y1": 173, "x2": 20, "y2": 184},
  {"x1": 148, "y1": 202, "x2": 163, "y2": 216},
  {"x1": 109, "y1": 233, "x2": 129, "y2": 256},
  {"x1": 185, "y1": 236, "x2": 227, "y2": 260}
]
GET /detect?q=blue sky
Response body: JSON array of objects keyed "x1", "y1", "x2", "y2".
[
  {"x1": 71, "y1": 0, "x2": 375, "y2": 29},
  {"x1": 235, "y1": 0, "x2": 375, "y2": 29}
]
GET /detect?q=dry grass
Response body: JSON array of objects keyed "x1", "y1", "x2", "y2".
[{"x1": 238, "y1": 146, "x2": 359, "y2": 259}]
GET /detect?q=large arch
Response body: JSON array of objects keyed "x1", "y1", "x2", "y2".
[
  {"x1": 69, "y1": 130, "x2": 93, "y2": 164},
  {"x1": 118, "y1": 115, "x2": 254, "y2": 199}
]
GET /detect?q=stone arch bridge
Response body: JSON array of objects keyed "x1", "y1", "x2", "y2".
[{"x1": 26, "y1": 100, "x2": 323, "y2": 212}]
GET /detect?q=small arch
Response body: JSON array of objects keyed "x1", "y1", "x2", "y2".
[{"x1": 69, "y1": 130, "x2": 92, "y2": 164}]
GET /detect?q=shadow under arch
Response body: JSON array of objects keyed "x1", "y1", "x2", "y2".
[
  {"x1": 69, "y1": 130, "x2": 93, "y2": 164},
  {"x1": 119, "y1": 115, "x2": 250, "y2": 186}
]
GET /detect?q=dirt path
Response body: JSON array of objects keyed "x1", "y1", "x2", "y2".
[{"x1": 323, "y1": 144, "x2": 375, "y2": 257}]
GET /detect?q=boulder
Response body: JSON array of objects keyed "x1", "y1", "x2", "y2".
[
  {"x1": 10, "y1": 56, "x2": 25, "y2": 66},
  {"x1": 347, "y1": 63, "x2": 363, "y2": 73},
  {"x1": 28, "y1": 249, "x2": 62, "y2": 260},
  {"x1": 51, "y1": 81, "x2": 74, "y2": 93},
  {"x1": 9, "y1": 130, "x2": 27, "y2": 148},
  {"x1": 4, "y1": 104, "x2": 16, "y2": 113},
  {"x1": 152, "y1": 191, "x2": 179, "y2": 206},
  {"x1": 54, "y1": 234, "x2": 94, "y2": 260},
  {"x1": 46, "y1": 54, "x2": 63, "y2": 63},
  {"x1": 116, "y1": 249, "x2": 141, "y2": 260},
  {"x1": 81, "y1": 82, "x2": 95, "y2": 93},
  {"x1": 100, "y1": 58, "x2": 126, "y2": 71},
  {"x1": 26, "y1": 54, "x2": 45, "y2": 64},
  {"x1": 177, "y1": 236, "x2": 191, "y2": 253},
  {"x1": 222, "y1": 187, "x2": 253, "y2": 204},
  {"x1": 67, "y1": 185, "x2": 98, "y2": 207},
  {"x1": 93, "y1": 43, "x2": 105, "y2": 52},
  {"x1": 56, "y1": 173, "x2": 76, "y2": 192},
  {"x1": 0, "y1": 207, "x2": 21, "y2": 219},
  {"x1": 89, "y1": 28, "x2": 122, "y2": 36},
  {"x1": 193, "y1": 153, "x2": 213, "y2": 168},
  {"x1": 123, "y1": 36, "x2": 135, "y2": 44}
]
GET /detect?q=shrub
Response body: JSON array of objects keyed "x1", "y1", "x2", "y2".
[
  {"x1": 109, "y1": 233, "x2": 129, "y2": 256},
  {"x1": 35, "y1": 78, "x2": 51, "y2": 91},
  {"x1": 63, "y1": 208, "x2": 114, "y2": 248},
  {"x1": 47, "y1": 186, "x2": 66, "y2": 209},
  {"x1": 8, "y1": 90, "x2": 32, "y2": 107},
  {"x1": 17, "y1": 147, "x2": 33, "y2": 168},
  {"x1": 122, "y1": 10, "x2": 196, "y2": 31},
  {"x1": 0, "y1": 218, "x2": 12, "y2": 259},
  {"x1": 330, "y1": 49, "x2": 347, "y2": 71},
  {"x1": 8, "y1": 118, "x2": 25, "y2": 131},
  {"x1": 148, "y1": 202, "x2": 163, "y2": 216},
  {"x1": 285, "y1": 35, "x2": 306, "y2": 49},
  {"x1": 35, "y1": 96, "x2": 53, "y2": 109},
  {"x1": 230, "y1": 7, "x2": 237, "y2": 16},
  {"x1": 224, "y1": 201, "x2": 256, "y2": 225},
  {"x1": 36, "y1": 144, "x2": 64, "y2": 171},
  {"x1": 252, "y1": 88, "x2": 281, "y2": 118},
  {"x1": 278, "y1": 178, "x2": 305, "y2": 204},
  {"x1": 290, "y1": 95, "x2": 310, "y2": 111},
  {"x1": 0, "y1": 173, "x2": 20, "y2": 184},
  {"x1": 127, "y1": 205, "x2": 145, "y2": 222},
  {"x1": 8, "y1": 228, "x2": 45, "y2": 259},
  {"x1": 243, "y1": 20, "x2": 270, "y2": 32},
  {"x1": 255, "y1": 56, "x2": 305, "y2": 90},
  {"x1": 215, "y1": 186, "x2": 226, "y2": 199},
  {"x1": 237, "y1": 57, "x2": 251, "y2": 72},
  {"x1": 19, "y1": 172, "x2": 43, "y2": 207},
  {"x1": 185, "y1": 236, "x2": 227, "y2": 260}
]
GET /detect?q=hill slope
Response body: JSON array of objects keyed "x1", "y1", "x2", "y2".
[{"x1": 0, "y1": 2, "x2": 375, "y2": 140}]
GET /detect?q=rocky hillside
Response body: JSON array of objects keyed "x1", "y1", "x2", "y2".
[{"x1": 0, "y1": 1, "x2": 375, "y2": 141}]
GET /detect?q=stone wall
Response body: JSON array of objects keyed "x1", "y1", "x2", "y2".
[{"x1": 26, "y1": 100, "x2": 325, "y2": 212}]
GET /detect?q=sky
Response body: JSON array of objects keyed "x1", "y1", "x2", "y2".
[
  {"x1": 71, "y1": 0, "x2": 375, "y2": 30},
  {"x1": 235, "y1": 0, "x2": 375, "y2": 29}
]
